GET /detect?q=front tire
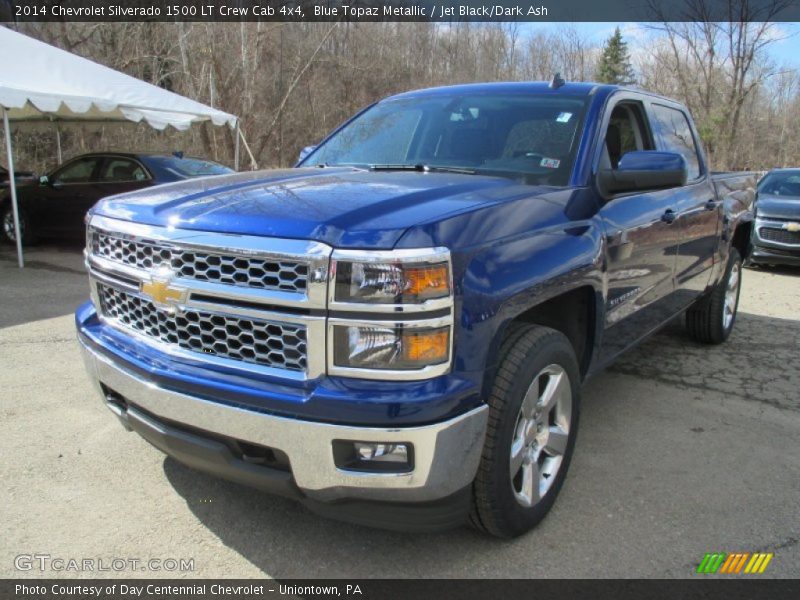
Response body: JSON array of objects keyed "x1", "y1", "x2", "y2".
[
  {"x1": 686, "y1": 247, "x2": 742, "y2": 344},
  {"x1": 470, "y1": 324, "x2": 581, "y2": 538},
  {"x1": 1, "y1": 204, "x2": 36, "y2": 246}
]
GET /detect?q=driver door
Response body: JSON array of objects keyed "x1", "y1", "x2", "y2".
[
  {"x1": 36, "y1": 156, "x2": 103, "y2": 236},
  {"x1": 597, "y1": 100, "x2": 682, "y2": 362}
]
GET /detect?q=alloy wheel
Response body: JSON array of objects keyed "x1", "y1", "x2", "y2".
[
  {"x1": 2, "y1": 210, "x2": 22, "y2": 242},
  {"x1": 723, "y1": 260, "x2": 741, "y2": 331},
  {"x1": 509, "y1": 364, "x2": 572, "y2": 507}
]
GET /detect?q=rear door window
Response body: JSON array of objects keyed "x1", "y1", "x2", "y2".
[
  {"x1": 100, "y1": 158, "x2": 148, "y2": 182},
  {"x1": 650, "y1": 104, "x2": 701, "y2": 180}
]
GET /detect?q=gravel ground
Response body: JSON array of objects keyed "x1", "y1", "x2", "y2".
[{"x1": 1, "y1": 243, "x2": 798, "y2": 579}]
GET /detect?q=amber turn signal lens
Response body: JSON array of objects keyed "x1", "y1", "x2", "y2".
[
  {"x1": 402, "y1": 328, "x2": 450, "y2": 364},
  {"x1": 405, "y1": 265, "x2": 450, "y2": 300},
  {"x1": 333, "y1": 325, "x2": 451, "y2": 370}
]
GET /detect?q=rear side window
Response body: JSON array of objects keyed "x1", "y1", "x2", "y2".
[
  {"x1": 100, "y1": 158, "x2": 148, "y2": 182},
  {"x1": 650, "y1": 104, "x2": 701, "y2": 180}
]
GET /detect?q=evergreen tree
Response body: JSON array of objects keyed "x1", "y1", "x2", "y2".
[{"x1": 597, "y1": 27, "x2": 635, "y2": 85}]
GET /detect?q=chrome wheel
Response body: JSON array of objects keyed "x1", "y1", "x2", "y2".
[
  {"x1": 510, "y1": 364, "x2": 572, "y2": 508},
  {"x1": 723, "y1": 260, "x2": 740, "y2": 331}
]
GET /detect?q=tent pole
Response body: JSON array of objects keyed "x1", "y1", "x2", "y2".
[
  {"x1": 234, "y1": 121, "x2": 240, "y2": 171},
  {"x1": 2, "y1": 106, "x2": 24, "y2": 268},
  {"x1": 55, "y1": 123, "x2": 63, "y2": 164},
  {"x1": 238, "y1": 129, "x2": 258, "y2": 171}
]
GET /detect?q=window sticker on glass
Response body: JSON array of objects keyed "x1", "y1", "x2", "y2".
[
  {"x1": 540, "y1": 157, "x2": 561, "y2": 169},
  {"x1": 556, "y1": 112, "x2": 573, "y2": 123}
]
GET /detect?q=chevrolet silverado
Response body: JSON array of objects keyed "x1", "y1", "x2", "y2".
[{"x1": 76, "y1": 82, "x2": 756, "y2": 537}]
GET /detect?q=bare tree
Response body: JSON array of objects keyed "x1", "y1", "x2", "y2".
[
  {"x1": 9, "y1": 18, "x2": 800, "y2": 173},
  {"x1": 647, "y1": 0, "x2": 793, "y2": 167}
]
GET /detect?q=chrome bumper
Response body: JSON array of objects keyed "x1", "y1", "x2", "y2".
[{"x1": 79, "y1": 339, "x2": 488, "y2": 503}]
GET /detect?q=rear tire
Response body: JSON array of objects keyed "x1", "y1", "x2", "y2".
[
  {"x1": 686, "y1": 247, "x2": 742, "y2": 344},
  {"x1": 470, "y1": 324, "x2": 581, "y2": 538}
]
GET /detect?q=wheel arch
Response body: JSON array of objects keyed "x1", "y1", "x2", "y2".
[
  {"x1": 731, "y1": 219, "x2": 753, "y2": 261},
  {"x1": 481, "y1": 282, "x2": 602, "y2": 404}
]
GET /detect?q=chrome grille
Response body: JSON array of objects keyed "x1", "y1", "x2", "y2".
[
  {"x1": 97, "y1": 284, "x2": 307, "y2": 372},
  {"x1": 759, "y1": 227, "x2": 800, "y2": 246},
  {"x1": 91, "y1": 230, "x2": 309, "y2": 292}
]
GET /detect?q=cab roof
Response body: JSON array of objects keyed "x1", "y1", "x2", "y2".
[{"x1": 385, "y1": 81, "x2": 682, "y2": 106}]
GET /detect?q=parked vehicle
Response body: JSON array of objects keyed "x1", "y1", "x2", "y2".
[
  {"x1": 76, "y1": 82, "x2": 756, "y2": 537},
  {"x1": 1, "y1": 152, "x2": 233, "y2": 244},
  {"x1": 749, "y1": 168, "x2": 800, "y2": 267}
]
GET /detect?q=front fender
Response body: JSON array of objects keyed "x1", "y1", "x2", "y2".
[
  {"x1": 457, "y1": 220, "x2": 605, "y2": 381},
  {"x1": 714, "y1": 173, "x2": 757, "y2": 278}
]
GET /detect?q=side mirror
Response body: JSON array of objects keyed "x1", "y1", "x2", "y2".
[
  {"x1": 599, "y1": 151, "x2": 688, "y2": 195},
  {"x1": 39, "y1": 175, "x2": 50, "y2": 186},
  {"x1": 298, "y1": 145, "x2": 317, "y2": 163}
]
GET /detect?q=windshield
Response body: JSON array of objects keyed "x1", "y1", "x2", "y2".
[
  {"x1": 303, "y1": 93, "x2": 589, "y2": 186},
  {"x1": 144, "y1": 156, "x2": 233, "y2": 178},
  {"x1": 758, "y1": 171, "x2": 800, "y2": 198}
]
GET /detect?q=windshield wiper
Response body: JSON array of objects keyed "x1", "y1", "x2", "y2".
[
  {"x1": 368, "y1": 164, "x2": 476, "y2": 175},
  {"x1": 312, "y1": 162, "x2": 369, "y2": 169}
]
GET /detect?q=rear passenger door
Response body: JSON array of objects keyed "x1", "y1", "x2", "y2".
[
  {"x1": 648, "y1": 103, "x2": 720, "y2": 305},
  {"x1": 597, "y1": 98, "x2": 684, "y2": 362}
]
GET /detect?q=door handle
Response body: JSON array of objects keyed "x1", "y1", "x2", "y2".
[
  {"x1": 705, "y1": 199, "x2": 721, "y2": 211},
  {"x1": 661, "y1": 209, "x2": 677, "y2": 224}
]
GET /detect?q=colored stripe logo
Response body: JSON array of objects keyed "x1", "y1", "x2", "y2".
[{"x1": 697, "y1": 552, "x2": 773, "y2": 574}]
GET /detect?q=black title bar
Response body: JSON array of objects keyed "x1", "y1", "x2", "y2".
[
  {"x1": 3, "y1": 579, "x2": 800, "y2": 600},
  {"x1": 3, "y1": 0, "x2": 800, "y2": 23}
]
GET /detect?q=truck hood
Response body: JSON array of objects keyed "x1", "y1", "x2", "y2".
[
  {"x1": 756, "y1": 195, "x2": 800, "y2": 220},
  {"x1": 92, "y1": 167, "x2": 546, "y2": 249}
]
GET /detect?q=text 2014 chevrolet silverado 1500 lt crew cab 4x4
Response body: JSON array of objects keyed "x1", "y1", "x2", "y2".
[{"x1": 76, "y1": 82, "x2": 756, "y2": 537}]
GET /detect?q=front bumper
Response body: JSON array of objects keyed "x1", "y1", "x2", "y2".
[
  {"x1": 79, "y1": 338, "x2": 488, "y2": 509},
  {"x1": 750, "y1": 243, "x2": 800, "y2": 267},
  {"x1": 750, "y1": 218, "x2": 800, "y2": 267}
]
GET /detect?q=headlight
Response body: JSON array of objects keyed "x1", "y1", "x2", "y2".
[
  {"x1": 331, "y1": 248, "x2": 451, "y2": 306},
  {"x1": 332, "y1": 324, "x2": 450, "y2": 371},
  {"x1": 327, "y1": 248, "x2": 454, "y2": 380}
]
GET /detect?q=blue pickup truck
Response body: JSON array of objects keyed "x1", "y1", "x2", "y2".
[{"x1": 76, "y1": 82, "x2": 755, "y2": 537}]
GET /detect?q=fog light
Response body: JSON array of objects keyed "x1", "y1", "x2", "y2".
[
  {"x1": 333, "y1": 440, "x2": 413, "y2": 473},
  {"x1": 355, "y1": 442, "x2": 408, "y2": 463}
]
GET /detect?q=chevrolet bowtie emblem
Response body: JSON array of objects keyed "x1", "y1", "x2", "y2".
[
  {"x1": 140, "y1": 268, "x2": 186, "y2": 311},
  {"x1": 784, "y1": 222, "x2": 800, "y2": 232}
]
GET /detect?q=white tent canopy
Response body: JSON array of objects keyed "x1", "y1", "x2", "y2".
[
  {"x1": 0, "y1": 27, "x2": 237, "y2": 130},
  {"x1": 0, "y1": 26, "x2": 239, "y2": 267}
]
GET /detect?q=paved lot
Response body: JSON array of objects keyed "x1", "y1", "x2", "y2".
[{"x1": 1, "y1": 243, "x2": 798, "y2": 579}]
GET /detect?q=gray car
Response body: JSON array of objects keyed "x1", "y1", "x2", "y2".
[{"x1": 750, "y1": 168, "x2": 800, "y2": 267}]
